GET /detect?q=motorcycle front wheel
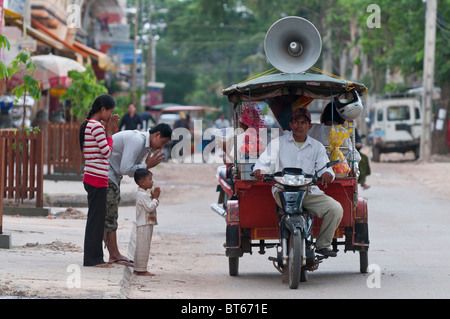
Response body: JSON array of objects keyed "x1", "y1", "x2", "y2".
[{"x1": 288, "y1": 231, "x2": 303, "y2": 289}]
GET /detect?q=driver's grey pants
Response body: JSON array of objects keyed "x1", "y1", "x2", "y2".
[{"x1": 274, "y1": 190, "x2": 343, "y2": 250}]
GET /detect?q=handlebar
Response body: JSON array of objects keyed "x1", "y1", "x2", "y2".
[{"x1": 249, "y1": 160, "x2": 339, "y2": 186}]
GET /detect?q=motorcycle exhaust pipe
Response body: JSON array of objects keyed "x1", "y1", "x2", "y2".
[
  {"x1": 210, "y1": 203, "x2": 227, "y2": 218},
  {"x1": 302, "y1": 238, "x2": 307, "y2": 266},
  {"x1": 282, "y1": 238, "x2": 288, "y2": 266}
]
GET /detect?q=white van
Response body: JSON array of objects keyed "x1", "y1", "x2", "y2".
[{"x1": 370, "y1": 98, "x2": 421, "y2": 162}]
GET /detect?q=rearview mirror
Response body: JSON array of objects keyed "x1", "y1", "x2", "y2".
[{"x1": 326, "y1": 161, "x2": 339, "y2": 168}]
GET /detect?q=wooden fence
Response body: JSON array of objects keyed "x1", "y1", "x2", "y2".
[
  {"x1": 46, "y1": 122, "x2": 83, "y2": 178},
  {"x1": 0, "y1": 138, "x2": 5, "y2": 233},
  {"x1": 0, "y1": 129, "x2": 44, "y2": 209}
]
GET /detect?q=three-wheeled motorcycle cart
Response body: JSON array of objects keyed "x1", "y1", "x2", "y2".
[
  {"x1": 221, "y1": 72, "x2": 370, "y2": 285},
  {"x1": 215, "y1": 16, "x2": 370, "y2": 288}
]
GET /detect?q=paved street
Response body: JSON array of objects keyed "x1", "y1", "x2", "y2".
[
  {"x1": 1, "y1": 159, "x2": 450, "y2": 299},
  {"x1": 128, "y1": 160, "x2": 450, "y2": 298}
]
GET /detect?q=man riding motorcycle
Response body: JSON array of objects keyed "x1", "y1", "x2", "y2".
[{"x1": 253, "y1": 107, "x2": 343, "y2": 257}]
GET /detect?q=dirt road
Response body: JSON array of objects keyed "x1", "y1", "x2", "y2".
[
  {"x1": 127, "y1": 154, "x2": 450, "y2": 299},
  {"x1": 1, "y1": 153, "x2": 450, "y2": 299}
]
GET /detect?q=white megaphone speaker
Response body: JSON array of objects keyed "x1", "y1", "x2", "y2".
[{"x1": 264, "y1": 16, "x2": 322, "y2": 73}]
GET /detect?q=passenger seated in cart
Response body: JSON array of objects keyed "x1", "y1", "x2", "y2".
[
  {"x1": 253, "y1": 107, "x2": 343, "y2": 257},
  {"x1": 308, "y1": 102, "x2": 361, "y2": 165},
  {"x1": 216, "y1": 103, "x2": 267, "y2": 182},
  {"x1": 223, "y1": 103, "x2": 267, "y2": 164}
]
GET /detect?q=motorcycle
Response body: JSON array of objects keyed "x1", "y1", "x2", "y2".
[{"x1": 260, "y1": 161, "x2": 338, "y2": 289}]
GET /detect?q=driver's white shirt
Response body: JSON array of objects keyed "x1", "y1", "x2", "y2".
[{"x1": 253, "y1": 131, "x2": 334, "y2": 195}]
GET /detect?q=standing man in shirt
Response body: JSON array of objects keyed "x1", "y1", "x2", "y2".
[
  {"x1": 214, "y1": 113, "x2": 230, "y2": 129},
  {"x1": 253, "y1": 107, "x2": 343, "y2": 257},
  {"x1": 119, "y1": 103, "x2": 143, "y2": 131},
  {"x1": 105, "y1": 123, "x2": 172, "y2": 266},
  {"x1": 139, "y1": 105, "x2": 157, "y2": 131}
]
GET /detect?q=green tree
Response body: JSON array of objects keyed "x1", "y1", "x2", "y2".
[
  {"x1": 60, "y1": 65, "x2": 108, "y2": 122},
  {"x1": 337, "y1": 0, "x2": 450, "y2": 153},
  {"x1": 0, "y1": 34, "x2": 41, "y2": 130},
  {"x1": 129, "y1": 0, "x2": 450, "y2": 154}
]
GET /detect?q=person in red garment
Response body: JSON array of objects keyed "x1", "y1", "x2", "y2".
[
  {"x1": 79, "y1": 94, "x2": 119, "y2": 267},
  {"x1": 222, "y1": 103, "x2": 267, "y2": 164}
]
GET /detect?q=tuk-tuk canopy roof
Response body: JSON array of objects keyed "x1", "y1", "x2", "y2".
[
  {"x1": 223, "y1": 72, "x2": 367, "y2": 130},
  {"x1": 222, "y1": 72, "x2": 367, "y2": 103},
  {"x1": 150, "y1": 103, "x2": 182, "y2": 110}
]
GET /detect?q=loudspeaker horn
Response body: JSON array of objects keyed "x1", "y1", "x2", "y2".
[{"x1": 264, "y1": 16, "x2": 322, "y2": 73}]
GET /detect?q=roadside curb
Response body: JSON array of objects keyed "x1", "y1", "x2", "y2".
[
  {"x1": 2, "y1": 192, "x2": 137, "y2": 211},
  {"x1": 114, "y1": 223, "x2": 136, "y2": 299},
  {"x1": 45, "y1": 192, "x2": 137, "y2": 208}
]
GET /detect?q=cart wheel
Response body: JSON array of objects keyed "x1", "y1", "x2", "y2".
[
  {"x1": 371, "y1": 146, "x2": 381, "y2": 162},
  {"x1": 414, "y1": 145, "x2": 420, "y2": 160},
  {"x1": 359, "y1": 251, "x2": 368, "y2": 273},
  {"x1": 288, "y1": 232, "x2": 302, "y2": 289},
  {"x1": 229, "y1": 257, "x2": 239, "y2": 276}
]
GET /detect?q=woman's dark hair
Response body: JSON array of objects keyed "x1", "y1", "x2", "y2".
[
  {"x1": 149, "y1": 123, "x2": 172, "y2": 139},
  {"x1": 321, "y1": 102, "x2": 345, "y2": 125},
  {"x1": 79, "y1": 94, "x2": 116, "y2": 151},
  {"x1": 134, "y1": 168, "x2": 152, "y2": 185}
]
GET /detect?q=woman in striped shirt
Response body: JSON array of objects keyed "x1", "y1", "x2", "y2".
[{"x1": 79, "y1": 94, "x2": 119, "y2": 267}]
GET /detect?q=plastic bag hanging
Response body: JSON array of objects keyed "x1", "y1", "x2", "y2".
[{"x1": 328, "y1": 124, "x2": 350, "y2": 178}]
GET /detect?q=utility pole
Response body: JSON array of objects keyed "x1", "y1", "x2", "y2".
[
  {"x1": 132, "y1": 0, "x2": 139, "y2": 106},
  {"x1": 146, "y1": 0, "x2": 154, "y2": 86},
  {"x1": 420, "y1": 0, "x2": 437, "y2": 161}
]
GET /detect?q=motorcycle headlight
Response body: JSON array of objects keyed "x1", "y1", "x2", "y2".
[{"x1": 275, "y1": 175, "x2": 312, "y2": 186}]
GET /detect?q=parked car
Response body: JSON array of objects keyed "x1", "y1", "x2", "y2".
[{"x1": 370, "y1": 97, "x2": 421, "y2": 162}]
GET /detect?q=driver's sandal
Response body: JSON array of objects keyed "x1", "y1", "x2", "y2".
[{"x1": 315, "y1": 247, "x2": 337, "y2": 257}]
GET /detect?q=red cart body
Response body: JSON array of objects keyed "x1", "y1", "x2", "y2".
[
  {"x1": 229, "y1": 178, "x2": 369, "y2": 240},
  {"x1": 229, "y1": 177, "x2": 369, "y2": 251}
]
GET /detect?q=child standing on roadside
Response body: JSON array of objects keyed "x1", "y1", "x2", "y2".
[
  {"x1": 79, "y1": 94, "x2": 119, "y2": 267},
  {"x1": 133, "y1": 168, "x2": 161, "y2": 276}
]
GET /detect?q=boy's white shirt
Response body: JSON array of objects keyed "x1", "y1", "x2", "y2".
[{"x1": 135, "y1": 187, "x2": 159, "y2": 227}]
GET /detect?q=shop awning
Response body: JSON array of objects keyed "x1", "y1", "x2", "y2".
[
  {"x1": 4, "y1": 9, "x2": 67, "y2": 52},
  {"x1": 4, "y1": 9, "x2": 114, "y2": 71},
  {"x1": 30, "y1": 18, "x2": 89, "y2": 58},
  {"x1": 30, "y1": 18, "x2": 114, "y2": 71},
  {"x1": 72, "y1": 41, "x2": 115, "y2": 71}
]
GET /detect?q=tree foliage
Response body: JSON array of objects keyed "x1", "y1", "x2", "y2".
[
  {"x1": 1, "y1": 34, "x2": 41, "y2": 130},
  {"x1": 130, "y1": 0, "x2": 450, "y2": 110},
  {"x1": 60, "y1": 65, "x2": 108, "y2": 121}
]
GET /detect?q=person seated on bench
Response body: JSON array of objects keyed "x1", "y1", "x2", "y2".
[
  {"x1": 308, "y1": 102, "x2": 361, "y2": 164},
  {"x1": 216, "y1": 103, "x2": 267, "y2": 183}
]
